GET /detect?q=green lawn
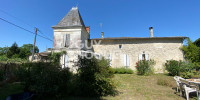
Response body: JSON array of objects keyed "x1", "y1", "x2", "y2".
[
  {"x1": 103, "y1": 74, "x2": 196, "y2": 100},
  {"x1": 0, "y1": 74, "x2": 197, "y2": 100}
]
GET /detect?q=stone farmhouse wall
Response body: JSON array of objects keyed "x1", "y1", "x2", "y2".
[{"x1": 92, "y1": 38, "x2": 184, "y2": 73}]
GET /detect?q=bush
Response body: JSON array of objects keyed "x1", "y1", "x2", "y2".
[
  {"x1": 112, "y1": 67, "x2": 133, "y2": 74},
  {"x1": 15, "y1": 62, "x2": 73, "y2": 96},
  {"x1": 165, "y1": 60, "x2": 183, "y2": 76},
  {"x1": 75, "y1": 56, "x2": 117, "y2": 97},
  {"x1": 165, "y1": 60, "x2": 196, "y2": 78},
  {"x1": 136, "y1": 60, "x2": 155, "y2": 75}
]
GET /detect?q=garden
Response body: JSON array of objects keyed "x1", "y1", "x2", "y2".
[{"x1": 0, "y1": 38, "x2": 200, "y2": 100}]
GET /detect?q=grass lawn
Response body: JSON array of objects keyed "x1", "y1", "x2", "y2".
[
  {"x1": 0, "y1": 74, "x2": 197, "y2": 100},
  {"x1": 103, "y1": 74, "x2": 196, "y2": 100}
]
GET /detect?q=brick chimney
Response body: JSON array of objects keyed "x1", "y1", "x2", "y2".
[
  {"x1": 149, "y1": 27, "x2": 153, "y2": 37},
  {"x1": 101, "y1": 32, "x2": 104, "y2": 38},
  {"x1": 86, "y1": 26, "x2": 90, "y2": 33}
]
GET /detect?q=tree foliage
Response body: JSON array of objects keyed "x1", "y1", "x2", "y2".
[
  {"x1": 0, "y1": 42, "x2": 39, "y2": 60},
  {"x1": 7, "y1": 42, "x2": 20, "y2": 58},
  {"x1": 19, "y1": 44, "x2": 39, "y2": 59},
  {"x1": 0, "y1": 47, "x2": 9, "y2": 56},
  {"x1": 182, "y1": 38, "x2": 200, "y2": 69},
  {"x1": 194, "y1": 38, "x2": 200, "y2": 47},
  {"x1": 75, "y1": 56, "x2": 117, "y2": 97}
]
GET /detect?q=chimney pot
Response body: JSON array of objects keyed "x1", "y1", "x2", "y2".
[
  {"x1": 101, "y1": 32, "x2": 104, "y2": 38},
  {"x1": 149, "y1": 27, "x2": 153, "y2": 37},
  {"x1": 86, "y1": 26, "x2": 90, "y2": 33}
]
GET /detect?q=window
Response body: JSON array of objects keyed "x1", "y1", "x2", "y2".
[
  {"x1": 62, "y1": 55, "x2": 69, "y2": 68},
  {"x1": 119, "y1": 45, "x2": 122, "y2": 49},
  {"x1": 123, "y1": 54, "x2": 130, "y2": 67},
  {"x1": 64, "y1": 34, "x2": 70, "y2": 47},
  {"x1": 139, "y1": 52, "x2": 149, "y2": 61}
]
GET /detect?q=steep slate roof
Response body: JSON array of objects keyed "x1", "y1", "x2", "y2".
[{"x1": 53, "y1": 7, "x2": 85, "y2": 28}]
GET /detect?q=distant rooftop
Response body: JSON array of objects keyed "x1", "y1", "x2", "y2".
[{"x1": 53, "y1": 7, "x2": 85, "y2": 28}]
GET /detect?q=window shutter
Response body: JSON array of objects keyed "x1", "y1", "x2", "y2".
[
  {"x1": 139, "y1": 54, "x2": 142, "y2": 60},
  {"x1": 65, "y1": 34, "x2": 70, "y2": 47},
  {"x1": 127, "y1": 55, "x2": 130, "y2": 67},
  {"x1": 124, "y1": 54, "x2": 126, "y2": 66},
  {"x1": 62, "y1": 55, "x2": 65, "y2": 68},
  {"x1": 63, "y1": 34, "x2": 66, "y2": 47},
  {"x1": 145, "y1": 54, "x2": 149, "y2": 60},
  {"x1": 65, "y1": 55, "x2": 69, "y2": 67}
]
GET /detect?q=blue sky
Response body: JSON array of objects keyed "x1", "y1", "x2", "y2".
[{"x1": 0, "y1": 0, "x2": 200, "y2": 52}]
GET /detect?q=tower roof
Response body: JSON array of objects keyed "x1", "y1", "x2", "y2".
[{"x1": 53, "y1": 7, "x2": 85, "y2": 28}]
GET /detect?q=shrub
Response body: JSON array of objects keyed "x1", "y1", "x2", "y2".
[
  {"x1": 75, "y1": 56, "x2": 117, "y2": 97},
  {"x1": 165, "y1": 60, "x2": 183, "y2": 76},
  {"x1": 165, "y1": 60, "x2": 196, "y2": 78},
  {"x1": 136, "y1": 60, "x2": 155, "y2": 75},
  {"x1": 15, "y1": 62, "x2": 73, "y2": 96},
  {"x1": 112, "y1": 67, "x2": 133, "y2": 74}
]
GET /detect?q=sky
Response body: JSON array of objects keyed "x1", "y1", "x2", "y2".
[{"x1": 0, "y1": 0, "x2": 200, "y2": 52}]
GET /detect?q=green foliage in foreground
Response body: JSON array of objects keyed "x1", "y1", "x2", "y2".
[
  {"x1": 0, "y1": 56, "x2": 117, "y2": 98},
  {"x1": 15, "y1": 62, "x2": 73, "y2": 96},
  {"x1": 75, "y1": 57, "x2": 117, "y2": 97},
  {"x1": 112, "y1": 67, "x2": 133, "y2": 74}
]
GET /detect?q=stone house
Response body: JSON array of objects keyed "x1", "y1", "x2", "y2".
[{"x1": 33, "y1": 7, "x2": 186, "y2": 73}]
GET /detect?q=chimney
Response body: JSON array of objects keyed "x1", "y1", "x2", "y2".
[
  {"x1": 101, "y1": 32, "x2": 104, "y2": 38},
  {"x1": 149, "y1": 27, "x2": 153, "y2": 37},
  {"x1": 86, "y1": 26, "x2": 90, "y2": 33}
]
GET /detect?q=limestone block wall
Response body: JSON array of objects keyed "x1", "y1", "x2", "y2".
[
  {"x1": 53, "y1": 28, "x2": 82, "y2": 49},
  {"x1": 92, "y1": 38, "x2": 184, "y2": 73}
]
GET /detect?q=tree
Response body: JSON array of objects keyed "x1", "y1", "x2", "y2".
[
  {"x1": 194, "y1": 38, "x2": 200, "y2": 47},
  {"x1": 0, "y1": 47, "x2": 9, "y2": 56},
  {"x1": 19, "y1": 44, "x2": 39, "y2": 59},
  {"x1": 182, "y1": 38, "x2": 200, "y2": 69},
  {"x1": 7, "y1": 42, "x2": 20, "y2": 58}
]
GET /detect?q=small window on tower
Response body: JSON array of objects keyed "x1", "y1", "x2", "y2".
[{"x1": 119, "y1": 45, "x2": 122, "y2": 49}]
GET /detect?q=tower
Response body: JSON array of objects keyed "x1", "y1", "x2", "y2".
[
  {"x1": 52, "y1": 7, "x2": 90, "y2": 50},
  {"x1": 52, "y1": 7, "x2": 90, "y2": 70}
]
